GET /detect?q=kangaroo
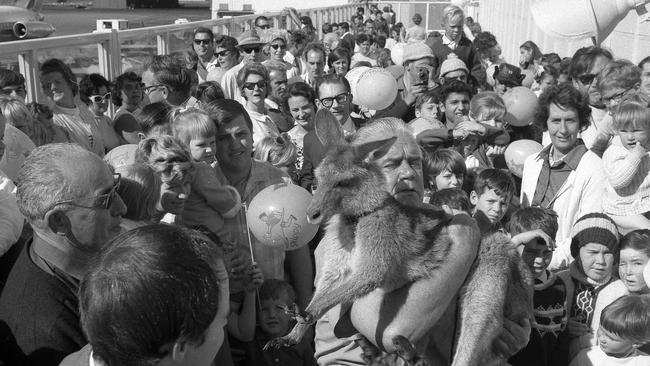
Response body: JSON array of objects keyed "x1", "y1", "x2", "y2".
[{"x1": 265, "y1": 110, "x2": 533, "y2": 366}]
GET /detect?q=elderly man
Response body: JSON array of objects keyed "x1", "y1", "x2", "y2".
[
  {"x1": 206, "y1": 99, "x2": 312, "y2": 309},
  {"x1": 142, "y1": 55, "x2": 197, "y2": 108},
  {"x1": 221, "y1": 29, "x2": 267, "y2": 101},
  {"x1": 314, "y1": 118, "x2": 530, "y2": 365},
  {"x1": 264, "y1": 61, "x2": 293, "y2": 132},
  {"x1": 0, "y1": 143, "x2": 126, "y2": 365}
]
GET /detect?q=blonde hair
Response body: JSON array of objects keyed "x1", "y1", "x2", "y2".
[
  {"x1": 114, "y1": 163, "x2": 161, "y2": 221},
  {"x1": 613, "y1": 94, "x2": 650, "y2": 131},
  {"x1": 470, "y1": 91, "x2": 506, "y2": 121},
  {"x1": 136, "y1": 135, "x2": 195, "y2": 186},
  {"x1": 171, "y1": 107, "x2": 216, "y2": 147},
  {"x1": 0, "y1": 96, "x2": 35, "y2": 139},
  {"x1": 442, "y1": 5, "x2": 464, "y2": 25},
  {"x1": 253, "y1": 134, "x2": 297, "y2": 168}
]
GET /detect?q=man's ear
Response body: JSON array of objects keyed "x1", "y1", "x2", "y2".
[
  {"x1": 438, "y1": 102, "x2": 445, "y2": 114},
  {"x1": 45, "y1": 210, "x2": 72, "y2": 237},
  {"x1": 415, "y1": 109, "x2": 422, "y2": 118},
  {"x1": 469, "y1": 190, "x2": 478, "y2": 206}
]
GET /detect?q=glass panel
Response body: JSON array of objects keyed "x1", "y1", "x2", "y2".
[
  {"x1": 37, "y1": 43, "x2": 100, "y2": 80},
  {"x1": 169, "y1": 28, "x2": 194, "y2": 65},
  {"x1": 120, "y1": 35, "x2": 157, "y2": 75},
  {"x1": 0, "y1": 54, "x2": 19, "y2": 73}
]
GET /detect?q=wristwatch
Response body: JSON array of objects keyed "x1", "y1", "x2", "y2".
[{"x1": 448, "y1": 128, "x2": 454, "y2": 141}]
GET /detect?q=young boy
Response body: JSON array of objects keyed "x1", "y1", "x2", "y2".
[
  {"x1": 243, "y1": 279, "x2": 317, "y2": 366},
  {"x1": 421, "y1": 148, "x2": 466, "y2": 203},
  {"x1": 508, "y1": 207, "x2": 569, "y2": 366},
  {"x1": 570, "y1": 295, "x2": 650, "y2": 366},
  {"x1": 470, "y1": 168, "x2": 516, "y2": 232},
  {"x1": 429, "y1": 188, "x2": 471, "y2": 215},
  {"x1": 408, "y1": 90, "x2": 444, "y2": 137}
]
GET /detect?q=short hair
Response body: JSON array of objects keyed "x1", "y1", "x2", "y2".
[
  {"x1": 254, "y1": 15, "x2": 269, "y2": 27},
  {"x1": 569, "y1": 46, "x2": 613, "y2": 79},
  {"x1": 111, "y1": 71, "x2": 142, "y2": 107},
  {"x1": 438, "y1": 80, "x2": 474, "y2": 104},
  {"x1": 253, "y1": 134, "x2": 297, "y2": 168},
  {"x1": 172, "y1": 107, "x2": 217, "y2": 147},
  {"x1": 303, "y1": 42, "x2": 326, "y2": 61},
  {"x1": 315, "y1": 73, "x2": 351, "y2": 98},
  {"x1": 214, "y1": 34, "x2": 239, "y2": 56},
  {"x1": 535, "y1": 83, "x2": 591, "y2": 132},
  {"x1": 204, "y1": 98, "x2": 253, "y2": 133},
  {"x1": 339, "y1": 22, "x2": 350, "y2": 31},
  {"x1": 639, "y1": 55, "x2": 650, "y2": 70},
  {"x1": 507, "y1": 207, "x2": 559, "y2": 238},
  {"x1": 612, "y1": 94, "x2": 650, "y2": 130},
  {"x1": 472, "y1": 168, "x2": 516, "y2": 199},
  {"x1": 600, "y1": 294, "x2": 650, "y2": 344},
  {"x1": 327, "y1": 48, "x2": 352, "y2": 69},
  {"x1": 376, "y1": 35, "x2": 387, "y2": 49},
  {"x1": 597, "y1": 59, "x2": 642, "y2": 94},
  {"x1": 355, "y1": 33, "x2": 372, "y2": 46},
  {"x1": 442, "y1": 5, "x2": 464, "y2": 25},
  {"x1": 80, "y1": 224, "x2": 225, "y2": 366},
  {"x1": 0, "y1": 97, "x2": 35, "y2": 134},
  {"x1": 620, "y1": 229, "x2": 650, "y2": 258},
  {"x1": 541, "y1": 53, "x2": 562, "y2": 67},
  {"x1": 263, "y1": 60, "x2": 289, "y2": 77},
  {"x1": 137, "y1": 135, "x2": 195, "y2": 186},
  {"x1": 196, "y1": 81, "x2": 224, "y2": 105},
  {"x1": 287, "y1": 30, "x2": 307, "y2": 48},
  {"x1": 114, "y1": 164, "x2": 161, "y2": 221},
  {"x1": 321, "y1": 22, "x2": 332, "y2": 34},
  {"x1": 192, "y1": 26, "x2": 214, "y2": 42},
  {"x1": 17, "y1": 143, "x2": 104, "y2": 223},
  {"x1": 139, "y1": 102, "x2": 172, "y2": 137},
  {"x1": 259, "y1": 279, "x2": 296, "y2": 303},
  {"x1": 536, "y1": 65, "x2": 560, "y2": 84},
  {"x1": 412, "y1": 13, "x2": 422, "y2": 24},
  {"x1": 0, "y1": 68, "x2": 25, "y2": 89},
  {"x1": 470, "y1": 91, "x2": 506, "y2": 121},
  {"x1": 40, "y1": 58, "x2": 79, "y2": 96},
  {"x1": 79, "y1": 73, "x2": 111, "y2": 105},
  {"x1": 415, "y1": 89, "x2": 441, "y2": 111},
  {"x1": 285, "y1": 82, "x2": 316, "y2": 108},
  {"x1": 422, "y1": 148, "x2": 466, "y2": 181},
  {"x1": 237, "y1": 62, "x2": 269, "y2": 97},
  {"x1": 430, "y1": 188, "x2": 471, "y2": 213},
  {"x1": 145, "y1": 55, "x2": 192, "y2": 96},
  {"x1": 473, "y1": 32, "x2": 499, "y2": 60}
]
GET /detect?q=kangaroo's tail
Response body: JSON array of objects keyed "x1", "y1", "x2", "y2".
[{"x1": 451, "y1": 232, "x2": 533, "y2": 366}]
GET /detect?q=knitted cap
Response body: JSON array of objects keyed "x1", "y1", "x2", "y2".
[
  {"x1": 494, "y1": 63, "x2": 525, "y2": 87},
  {"x1": 402, "y1": 42, "x2": 435, "y2": 65},
  {"x1": 439, "y1": 53, "x2": 468, "y2": 78},
  {"x1": 570, "y1": 213, "x2": 620, "y2": 258},
  {"x1": 237, "y1": 29, "x2": 265, "y2": 48}
]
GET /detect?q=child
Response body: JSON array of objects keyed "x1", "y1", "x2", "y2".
[
  {"x1": 470, "y1": 168, "x2": 516, "y2": 231},
  {"x1": 113, "y1": 163, "x2": 161, "y2": 231},
  {"x1": 602, "y1": 96, "x2": 650, "y2": 234},
  {"x1": 408, "y1": 90, "x2": 445, "y2": 137},
  {"x1": 618, "y1": 230, "x2": 650, "y2": 294},
  {"x1": 429, "y1": 188, "x2": 471, "y2": 215},
  {"x1": 421, "y1": 148, "x2": 466, "y2": 203},
  {"x1": 253, "y1": 134, "x2": 299, "y2": 183},
  {"x1": 467, "y1": 91, "x2": 511, "y2": 171},
  {"x1": 171, "y1": 108, "x2": 242, "y2": 238},
  {"x1": 570, "y1": 295, "x2": 650, "y2": 366},
  {"x1": 242, "y1": 279, "x2": 317, "y2": 366},
  {"x1": 508, "y1": 207, "x2": 569, "y2": 366}
]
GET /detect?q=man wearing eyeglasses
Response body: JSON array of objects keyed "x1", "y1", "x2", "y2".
[
  {"x1": 141, "y1": 55, "x2": 196, "y2": 108},
  {"x1": 221, "y1": 29, "x2": 267, "y2": 101},
  {"x1": 190, "y1": 27, "x2": 219, "y2": 84},
  {"x1": 0, "y1": 143, "x2": 127, "y2": 365}
]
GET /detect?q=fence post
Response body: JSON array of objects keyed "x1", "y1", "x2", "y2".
[
  {"x1": 157, "y1": 32, "x2": 169, "y2": 55},
  {"x1": 18, "y1": 50, "x2": 39, "y2": 103}
]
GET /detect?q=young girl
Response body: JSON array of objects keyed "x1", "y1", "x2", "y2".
[
  {"x1": 465, "y1": 91, "x2": 510, "y2": 172},
  {"x1": 171, "y1": 108, "x2": 241, "y2": 238},
  {"x1": 618, "y1": 230, "x2": 650, "y2": 295},
  {"x1": 602, "y1": 96, "x2": 650, "y2": 234},
  {"x1": 422, "y1": 148, "x2": 466, "y2": 203},
  {"x1": 254, "y1": 134, "x2": 299, "y2": 184}
]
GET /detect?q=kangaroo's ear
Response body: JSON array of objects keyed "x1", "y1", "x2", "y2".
[
  {"x1": 355, "y1": 136, "x2": 397, "y2": 161},
  {"x1": 315, "y1": 109, "x2": 345, "y2": 147}
]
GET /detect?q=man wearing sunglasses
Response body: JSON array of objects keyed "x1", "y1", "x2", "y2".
[
  {"x1": 190, "y1": 27, "x2": 219, "y2": 84},
  {"x1": 221, "y1": 29, "x2": 266, "y2": 101},
  {"x1": 0, "y1": 143, "x2": 126, "y2": 365}
]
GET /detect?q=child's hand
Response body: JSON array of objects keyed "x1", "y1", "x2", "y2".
[
  {"x1": 511, "y1": 229, "x2": 555, "y2": 255},
  {"x1": 244, "y1": 263, "x2": 264, "y2": 293},
  {"x1": 567, "y1": 318, "x2": 589, "y2": 338},
  {"x1": 486, "y1": 145, "x2": 507, "y2": 158},
  {"x1": 632, "y1": 142, "x2": 647, "y2": 157},
  {"x1": 452, "y1": 128, "x2": 470, "y2": 140}
]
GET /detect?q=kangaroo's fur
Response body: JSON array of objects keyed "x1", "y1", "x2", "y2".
[{"x1": 266, "y1": 110, "x2": 533, "y2": 366}]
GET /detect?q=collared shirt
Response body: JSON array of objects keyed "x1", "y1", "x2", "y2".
[
  {"x1": 221, "y1": 60, "x2": 246, "y2": 100},
  {"x1": 532, "y1": 141, "x2": 588, "y2": 208},
  {"x1": 442, "y1": 34, "x2": 458, "y2": 50},
  {"x1": 246, "y1": 108, "x2": 280, "y2": 149},
  {"x1": 196, "y1": 56, "x2": 219, "y2": 83}
]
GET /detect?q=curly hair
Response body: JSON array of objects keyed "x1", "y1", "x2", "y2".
[{"x1": 535, "y1": 83, "x2": 591, "y2": 132}]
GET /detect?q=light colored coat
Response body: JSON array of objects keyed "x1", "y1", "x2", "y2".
[{"x1": 520, "y1": 148, "x2": 606, "y2": 271}]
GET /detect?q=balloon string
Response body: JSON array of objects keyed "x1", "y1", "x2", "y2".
[{"x1": 243, "y1": 202, "x2": 256, "y2": 264}]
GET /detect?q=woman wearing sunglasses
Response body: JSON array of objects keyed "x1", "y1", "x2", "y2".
[
  {"x1": 79, "y1": 73, "x2": 124, "y2": 152},
  {"x1": 237, "y1": 62, "x2": 281, "y2": 149},
  {"x1": 262, "y1": 30, "x2": 297, "y2": 79}
]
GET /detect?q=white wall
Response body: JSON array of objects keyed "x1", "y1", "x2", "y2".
[{"x1": 214, "y1": 0, "x2": 350, "y2": 12}]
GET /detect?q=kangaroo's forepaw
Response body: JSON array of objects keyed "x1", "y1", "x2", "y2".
[
  {"x1": 392, "y1": 335, "x2": 430, "y2": 366},
  {"x1": 263, "y1": 335, "x2": 297, "y2": 350},
  {"x1": 354, "y1": 335, "x2": 382, "y2": 365},
  {"x1": 282, "y1": 304, "x2": 314, "y2": 324}
]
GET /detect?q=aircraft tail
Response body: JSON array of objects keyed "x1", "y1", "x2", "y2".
[{"x1": 0, "y1": 0, "x2": 43, "y2": 11}]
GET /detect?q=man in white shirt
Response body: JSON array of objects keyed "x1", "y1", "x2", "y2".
[{"x1": 221, "y1": 29, "x2": 267, "y2": 101}]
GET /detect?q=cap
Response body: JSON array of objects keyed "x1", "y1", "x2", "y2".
[
  {"x1": 237, "y1": 29, "x2": 265, "y2": 48},
  {"x1": 494, "y1": 63, "x2": 525, "y2": 87},
  {"x1": 570, "y1": 213, "x2": 620, "y2": 258},
  {"x1": 402, "y1": 42, "x2": 435, "y2": 66}
]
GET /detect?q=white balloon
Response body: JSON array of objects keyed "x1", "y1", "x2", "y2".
[
  {"x1": 451, "y1": 0, "x2": 470, "y2": 8},
  {"x1": 390, "y1": 43, "x2": 406, "y2": 66},
  {"x1": 355, "y1": 68, "x2": 398, "y2": 110}
]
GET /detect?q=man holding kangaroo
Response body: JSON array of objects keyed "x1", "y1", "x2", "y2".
[{"x1": 313, "y1": 118, "x2": 531, "y2": 365}]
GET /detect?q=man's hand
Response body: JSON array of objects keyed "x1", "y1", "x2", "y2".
[
  {"x1": 492, "y1": 317, "x2": 531, "y2": 358},
  {"x1": 456, "y1": 119, "x2": 487, "y2": 136},
  {"x1": 403, "y1": 83, "x2": 427, "y2": 105},
  {"x1": 452, "y1": 128, "x2": 470, "y2": 140}
]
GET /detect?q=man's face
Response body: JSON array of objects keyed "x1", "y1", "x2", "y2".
[
  {"x1": 62, "y1": 159, "x2": 126, "y2": 250},
  {"x1": 214, "y1": 114, "x2": 254, "y2": 171},
  {"x1": 306, "y1": 50, "x2": 325, "y2": 80},
  {"x1": 364, "y1": 22, "x2": 374, "y2": 34},
  {"x1": 268, "y1": 70, "x2": 287, "y2": 103},
  {"x1": 444, "y1": 15, "x2": 464, "y2": 42},
  {"x1": 240, "y1": 45, "x2": 264, "y2": 63},
  {"x1": 255, "y1": 19, "x2": 270, "y2": 33},
  {"x1": 0, "y1": 83, "x2": 26, "y2": 102},
  {"x1": 405, "y1": 58, "x2": 434, "y2": 87},
  {"x1": 372, "y1": 135, "x2": 424, "y2": 206},
  {"x1": 572, "y1": 55, "x2": 610, "y2": 107},
  {"x1": 141, "y1": 69, "x2": 166, "y2": 104},
  {"x1": 332, "y1": 25, "x2": 339, "y2": 35},
  {"x1": 547, "y1": 102, "x2": 580, "y2": 156},
  {"x1": 316, "y1": 82, "x2": 351, "y2": 124},
  {"x1": 215, "y1": 46, "x2": 238, "y2": 69},
  {"x1": 641, "y1": 62, "x2": 650, "y2": 98},
  {"x1": 441, "y1": 92, "x2": 470, "y2": 125},
  {"x1": 193, "y1": 31, "x2": 214, "y2": 59}
]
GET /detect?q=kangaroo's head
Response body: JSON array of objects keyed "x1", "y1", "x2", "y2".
[{"x1": 306, "y1": 110, "x2": 396, "y2": 225}]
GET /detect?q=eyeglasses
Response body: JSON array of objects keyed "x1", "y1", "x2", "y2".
[
  {"x1": 577, "y1": 73, "x2": 597, "y2": 85},
  {"x1": 270, "y1": 44, "x2": 287, "y2": 50},
  {"x1": 243, "y1": 80, "x2": 267, "y2": 90},
  {"x1": 240, "y1": 46, "x2": 262, "y2": 54},
  {"x1": 215, "y1": 50, "x2": 232, "y2": 58},
  {"x1": 602, "y1": 88, "x2": 633, "y2": 105},
  {"x1": 257, "y1": 24, "x2": 270, "y2": 30},
  {"x1": 194, "y1": 39, "x2": 212, "y2": 45},
  {"x1": 46, "y1": 173, "x2": 121, "y2": 212},
  {"x1": 318, "y1": 92, "x2": 350, "y2": 108},
  {"x1": 143, "y1": 84, "x2": 165, "y2": 95},
  {"x1": 89, "y1": 92, "x2": 111, "y2": 103}
]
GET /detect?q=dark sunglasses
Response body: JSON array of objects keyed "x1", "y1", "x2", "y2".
[
  {"x1": 577, "y1": 73, "x2": 597, "y2": 85},
  {"x1": 257, "y1": 24, "x2": 270, "y2": 29},
  {"x1": 319, "y1": 92, "x2": 349, "y2": 108},
  {"x1": 194, "y1": 39, "x2": 212, "y2": 45},
  {"x1": 240, "y1": 46, "x2": 262, "y2": 54},
  {"x1": 243, "y1": 80, "x2": 267, "y2": 90},
  {"x1": 89, "y1": 92, "x2": 111, "y2": 103},
  {"x1": 270, "y1": 43, "x2": 287, "y2": 50},
  {"x1": 215, "y1": 50, "x2": 232, "y2": 57}
]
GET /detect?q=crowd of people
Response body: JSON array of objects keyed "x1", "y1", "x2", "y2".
[{"x1": 0, "y1": 2, "x2": 649, "y2": 366}]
